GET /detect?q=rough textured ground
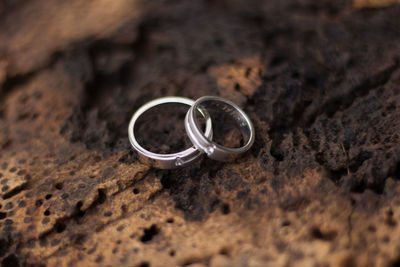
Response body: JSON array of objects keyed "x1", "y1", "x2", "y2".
[{"x1": 0, "y1": 0, "x2": 400, "y2": 266}]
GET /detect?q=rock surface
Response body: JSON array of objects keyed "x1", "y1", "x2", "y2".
[{"x1": 0, "y1": 0, "x2": 400, "y2": 266}]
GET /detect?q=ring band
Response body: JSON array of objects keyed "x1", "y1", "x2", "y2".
[
  {"x1": 185, "y1": 96, "x2": 255, "y2": 161},
  {"x1": 128, "y1": 96, "x2": 213, "y2": 169}
]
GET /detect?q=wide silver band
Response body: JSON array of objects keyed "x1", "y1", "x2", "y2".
[
  {"x1": 185, "y1": 96, "x2": 255, "y2": 161},
  {"x1": 128, "y1": 96, "x2": 213, "y2": 169}
]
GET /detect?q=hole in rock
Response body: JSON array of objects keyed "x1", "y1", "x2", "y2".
[
  {"x1": 140, "y1": 224, "x2": 159, "y2": 243},
  {"x1": 219, "y1": 247, "x2": 230, "y2": 256},
  {"x1": 310, "y1": 227, "x2": 337, "y2": 241},
  {"x1": 55, "y1": 222, "x2": 66, "y2": 233},
  {"x1": 137, "y1": 262, "x2": 150, "y2": 267},
  {"x1": 55, "y1": 183, "x2": 63, "y2": 190},
  {"x1": 221, "y1": 203, "x2": 230, "y2": 215},
  {"x1": 35, "y1": 199, "x2": 43, "y2": 207}
]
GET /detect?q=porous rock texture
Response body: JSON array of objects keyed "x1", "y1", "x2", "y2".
[{"x1": 0, "y1": 0, "x2": 400, "y2": 266}]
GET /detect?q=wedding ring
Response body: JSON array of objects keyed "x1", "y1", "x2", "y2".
[
  {"x1": 185, "y1": 96, "x2": 254, "y2": 161},
  {"x1": 128, "y1": 96, "x2": 213, "y2": 169}
]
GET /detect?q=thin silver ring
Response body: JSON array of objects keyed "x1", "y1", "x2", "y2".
[
  {"x1": 128, "y1": 96, "x2": 213, "y2": 169},
  {"x1": 185, "y1": 96, "x2": 255, "y2": 161}
]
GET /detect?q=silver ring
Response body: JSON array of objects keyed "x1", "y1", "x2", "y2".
[
  {"x1": 128, "y1": 96, "x2": 213, "y2": 169},
  {"x1": 185, "y1": 96, "x2": 255, "y2": 161}
]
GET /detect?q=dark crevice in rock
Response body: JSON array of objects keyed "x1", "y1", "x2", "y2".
[
  {"x1": 348, "y1": 151, "x2": 372, "y2": 173},
  {"x1": 349, "y1": 179, "x2": 367, "y2": 194},
  {"x1": 369, "y1": 182, "x2": 385, "y2": 195},
  {"x1": 269, "y1": 132, "x2": 285, "y2": 162},
  {"x1": 389, "y1": 257, "x2": 400, "y2": 267},
  {"x1": 2, "y1": 182, "x2": 28, "y2": 199},
  {"x1": 390, "y1": 161, "x2": 400, "y2": 180},
  {"x1": 95, "y1": 189, "x2": 107, "y2": 205},
  {"x1": 0, "y1": 72, "x2": 36, "y2": 99},
  {"x1": 327, "y1": 168, "x2": 348, "y2": 185},
  {"x1": 74, "y1": 201, "x2": 85, "y2": 219},
  {"x1": 1, "y1": 254, "x2": 19, "y2": 267}
]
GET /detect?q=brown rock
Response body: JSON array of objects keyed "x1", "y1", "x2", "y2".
[{"x1": 0, "y1": 0, "x2": 400, "y2": 266}]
